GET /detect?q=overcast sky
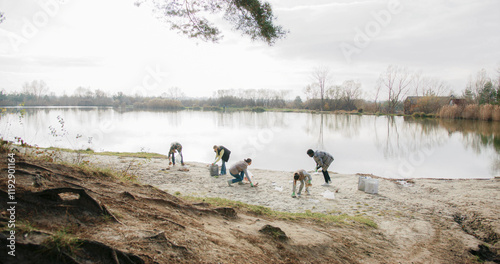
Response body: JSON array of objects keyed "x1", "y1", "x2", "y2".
[{"x1": 0, "y1": 0, "x2": 499, "y2": 100}]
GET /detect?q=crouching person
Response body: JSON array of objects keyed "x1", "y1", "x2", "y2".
[
  {"x1": 228, "y1": 158, "x2": 257, "y2": 187},
  {"x1": 292, "y1": 169, "x2": 312, "y2": 198}
]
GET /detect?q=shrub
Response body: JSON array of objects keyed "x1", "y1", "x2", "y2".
[
  {"x1": 252, "y1": 107, "x2": 266, "y2": 112},
  {"x1": 134, "y1": 99, "x2": 184, "y2": 110},
  {"x1": 462, "y1": 105, "x2": 479, "y2": 120},
  {"x1": 202, "y1": 105, "x2": 222, "y2": 111},
  {"x1": 479, "y1": 104, "x2": 494, "y2": 121},
  {"x1": 438, "y1": 105, "x2": 460, "y2": 119},
  {"x1": 493, "y1": 105, "x2": 500, "y2": 121},
  {"x1": 439, "y1": 104, "x2": 500, "y2": 121},
  {"x1": 412, "y1": 112, "x2": 424, "y2": 118}
]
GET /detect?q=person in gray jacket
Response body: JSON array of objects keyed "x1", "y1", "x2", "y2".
[
  {"x1": 307, "y1": 149, "x2": 334, "y2": 185},
  {"x1": 228, "y1": 158, "x2": 257, "y2": 187}
]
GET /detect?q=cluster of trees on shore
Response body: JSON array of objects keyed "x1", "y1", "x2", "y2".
[
  {"x1": 1, "y1": 66, "x2": 499, "y2": 120},
  {"x1": 436, "y1": 68, "x2": 500, "y2": 121},
  {"x1": 370, "y1": 66, "x2": 499, "y2": 115}
]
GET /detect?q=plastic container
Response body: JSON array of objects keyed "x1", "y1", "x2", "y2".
[
  {"x1": 209, "y1": 164, "x2": 219, "y2": 176},
  {"x1": 364, "y1": 179, "x2": 379, "y2": 194},
  {"x1": 358, "y1": 176, "x2": 370, "y2": 191}
]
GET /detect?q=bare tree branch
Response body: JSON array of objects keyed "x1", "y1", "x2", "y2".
[{"x1": 378, "y1": 65, "x2": 413, "y2": 113}]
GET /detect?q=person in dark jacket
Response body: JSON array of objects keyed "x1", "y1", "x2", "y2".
[
  {"x1": 213, "y1": 145, "x2": 231, "y2": 175},
  {"x1": 307, "y1": 149, "x2": 334, "y2": 186}
]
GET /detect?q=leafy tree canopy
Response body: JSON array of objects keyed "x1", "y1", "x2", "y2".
[{"x1": 135, "y1": 0, "x2": 288, "y2": 45}]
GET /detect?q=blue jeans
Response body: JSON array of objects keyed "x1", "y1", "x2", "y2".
[
  {"x1": 220, "y1": 160, "x2": 226, "y2": 175},
  {"x1": 230, "y1": 171, "x2": 244, "y2": 184}
]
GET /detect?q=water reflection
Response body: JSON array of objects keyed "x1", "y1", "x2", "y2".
[
  {"x1": 438, "y1": 119, "x2": 500, "y2": 153},
  {"x1": 383, "y1": 117, "x2": 448, "y2": 159},
  {"x1": 0, "y1": 108, "x2": 498, "y2": 179},
  {"x1": 437, "y1": 119, "x2": 500, "y2": 177},
  {"x1": 305, "y1": 113, "x2": 498, "y2": 178}
]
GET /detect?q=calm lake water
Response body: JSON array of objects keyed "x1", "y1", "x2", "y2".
[{"x1": 1, "y1": 107, "x2": 499, "y2": 179}]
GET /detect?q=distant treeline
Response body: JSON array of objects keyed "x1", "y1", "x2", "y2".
[
  {"x1": 0, "y1": 88, "x2": 375, "y2": 112},
  {"x1": 0, "y1": 92, "x2": 113, "y2": 107},
  {"x1": 2, "y1": 78, "x2": 500, "y2": 121},
  {"x1": 3, "y1": 89, "x2": 500, "y2": 121},
  {"x1": 2, "y1": 64, "x2": 499, "y2": 116}
]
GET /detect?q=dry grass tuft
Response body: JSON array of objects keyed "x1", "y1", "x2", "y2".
[{"x1": 439, "y1": 104, "x2": 500, "y2": 121}]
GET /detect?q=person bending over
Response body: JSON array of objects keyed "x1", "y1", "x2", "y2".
[
  {"x1": 168, "y1": 142, "x2": 184, "y2": 166},
  {"x1": 307, "y1": 149, "x2": 334, "y2": 186},
  {"x1": 292, "y1": 169, "x2": 312, "y2": 198},
  {"x1": 213, "y1": 145, "x2": 231, "y2": 175}
]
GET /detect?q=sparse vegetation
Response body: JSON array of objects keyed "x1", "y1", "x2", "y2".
[
  {"x1": 43, "y1": 228, "x2": 82, "y2": 256},
  {"x1": 182, "y1": 196, "x2": 377, "y2": 228},
  {"x1": 15, "y1": 144, "x2": 140, "y2": 183},
  {"x1": 15, "y1": 221, "x2": 37, "y2": 234},
  {"x1": 45, "y1": 147, "x2": 166, "y2": 159}
]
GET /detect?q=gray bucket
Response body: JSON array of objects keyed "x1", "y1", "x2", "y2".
[{"x1": 210, "y1": 164, "x2": 219, "y2": 176}]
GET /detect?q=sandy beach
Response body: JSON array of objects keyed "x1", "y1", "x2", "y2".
[
  {"x1": 20, "y1": 148, "x2": 488, "y2": 263},
  {"x1": 75, "y1": 153, "x2": 500, "y2": 260}
]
